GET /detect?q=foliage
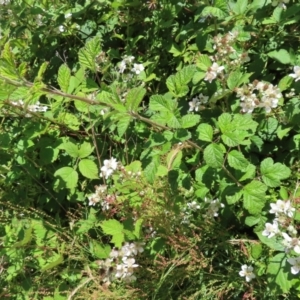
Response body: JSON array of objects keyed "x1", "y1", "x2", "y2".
[{"x1": 1, "y1": 0, "x2": 300, "y2": 299}]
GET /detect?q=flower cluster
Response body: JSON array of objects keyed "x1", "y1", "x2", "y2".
[
  {"x1": 239, "y1": 264, "x2": 256, "y2": 282},
  {"x1": 9, "y1": 100, "x2": 48, "y2": 117},
  {"x1": 100, "y1": 157, "x2": 119, "y2": 179},
  {"x1": 204, "y1": 62, "x2": 225, "y2": 83},
  {"x1": 118, "y1": 55, "x2": 144, "y2": 75},
  {"x1": 96, "y1": 242, "x2": 145, "y2": 284},
  {"x1": 210, "y1": 31, "x2": 250, "y2": 68},
  {"x1": 262, "y1": 200, "x2": 300, "y2": 274},
  {"x1": 87, "y1": 185, "x2": 113, "y2": 210},
  {"x1": 204, "y1": 198, "x2": 224, "y2": 218},
  {"x1": 181, "y1": 198, "x2": 224, "y2": 224},
  {"x1": 235, "y1": 80, "x2": 282, "y2": 114},
  {"x1": 188, "y1": 93, "x2": 209, "y2": 112}
]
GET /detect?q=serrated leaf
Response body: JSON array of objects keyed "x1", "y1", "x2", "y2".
[
  {"x1": 181, "y1": 114, "x2": 200, "y2": 128},
  {"x1": 63, "y1": 142, "x2": 79, "y2": 158},
  {"x1": 125, "y1": 87, "x2": 146, "y2": 112},
  {"x1": 228, "y1": 150, "x2": 249, "y2": 170},
  {"x1": 256, "y1": 232, "x2": 284, "y2": 251},
  {"x1": 79, "y1": 159, "x2": 99, "y2": 179},
  {"x1": 57, "y1": 64, "x2": 70, "y2": 92},
  {"x1": 54, "y1": 167, "x2": 78, "y2": 189},
  {"x1": 144, "y1": 155, "x2": 160, "y2": 184},
  {"x1": 149, "y1": 95, "x2": 175, "y2": 112},
  {"x1": 227, "y1": 70, "x2": 243, "y2": 90},
  {"x1": 196, "y1": 54, "x2": 211, "y2": 71},
  {"x1": 197, "y1": 123, "x2": 213, "y2": 142},
  {"x1": 117, "y1": 115, "x2": 131, "y2": 137},
  {"x1": 78, "y1": 36, "x2": 101, "y2": 72},
  {"x1": 166, "y1": 65, "x2": 196, "y2": 97},
  {"x1": 201, "y1": 6, "x2": 227, "y2": 20},
  {"x1": 203, "y1": 144, "x2": 224, "y2": 168},
  {"x1": 260, "y1": 158, "x2": 291, "y2": 187},
  {"x1": 243, "y1": 180, "x2": 267, "y2": 215},
  {"x1": 78, "y1": 142, "x2": 94, "y2": 158},
  {"x1": 192, "y1": 71, "x2": 206, "y2": 84},
  {"x1": 100, "y1": 219, "x2": 124, "y2": 248},
  {"x1": 239, "y1": 164, "x2": 256, "y2": 181}
]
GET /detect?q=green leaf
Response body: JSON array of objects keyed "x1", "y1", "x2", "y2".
[
  {"x1": 203, "y1": 144, "x2": 224, "y2": 168},
  {"x1": 201, "y1": 6, "x2": 227, "y2": 20},
  {"x1": 227, "y1": 70, "x2": 243, "y2": 90},
  {"x1": 166, "y1": 65, "x2": 196, "y2": 97},
  {"x1": 78, "y1": 142, "x2": 94, "y2": 158},
  {"x1": 90, "y1": 242, "x2": 111, "y2": 259},
  {"x1": 100, "y1": 219, "x2": 124, "y2": 248},
  {"x1": 181, "y1": 114, "x2": 200, "y2": 128},
  {"x1": 267, "y1": 49, "x2": 291, "y2": 65},
  {"x1": 197, "y1": 123, "x2": 213, "y2": 142},
  {"x1": 125, "y1": 87, "x2": 146, "y2": 112},
  {"x1": 117, "y1": 114, "x2": 131, "y2": 137},
  {"x1": 278, "y1": 75, "x2": 293, "y2": 91},
  {"x1": 192, "y1": 71, "x2": 206, "y2": 84},
  {"x1": 239, "y1": 164, "x2": 256, "y2": 181},
  {"x1": 144, "y1": 155, "x2": 160, "y2": 184},
  {"x1": 78, "y1": 159, "x2": 99, "y2": 179},
  {"x1": 54, "y1": 167, "x2": 78, "y2": 189},
  {"x1": 243, "y1": 180, "x2": 267, "y2": 215},
  {"x1": 41, "y1": 253, "x2": 64, "y2": 272},
  {"x1": 134, "y1": 219, "x2": 143, "y2": 239},
  {"x1": 63, "y1": 141, "x2": 79, "y2": 158},
  {"x1": 13, "y1": 227, "x2": 32, "y2": 247},
  {"x1": 260, "y1": 158, "x2": 291, "y2": 187},
  {"x1": 234, "y1": 0, "x2": 248, "y2": 14},
  {"x1": 228, "y1": 150, "x2": 249, "y2": 170},
  {"x1": 149, "y1": 95, "x2": 176, "y2": 112},
  {"x1": 256, "y1": 232, "x2": 284, "y2": 251},
  {"x1": 57, "y1": 64, "x2": 71, "y2": 92},
  {"x1": 267, "y1": 253, "x2": 292, "y2": 293},
  {"x1": 78, "y1": 36, "x2": 101, "y2": 72},
  {"x1": 196, "y1": 54, "x2": 211, "y2": 71}
]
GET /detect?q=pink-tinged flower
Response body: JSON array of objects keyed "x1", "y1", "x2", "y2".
[
  {"x1": 287, "y1": 257, "x2": 300, "y2": 274},
  {"x1": 239, "y1": 265, "x2": 256, "y2": 282},
  {"x1": 289, "y1": 66, "x2": 300, "y2": 82}
]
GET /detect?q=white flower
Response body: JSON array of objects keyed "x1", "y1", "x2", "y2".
[
  {"x1": 210, "y1": 62, "x2": 225, "y2": 74},
  {"x1": 119, "y1": 60, "x2": 126, "y2": 73},
  {"x1": 122, "y1": 257, "x2": 139, "y2": 270},
  {"x1": 188, "y1": 98, "x2": 200, "y2": 112},
  {"x1": 129, "y1": 242, "x2": 145, "y2": 255},
  {"x1": 205, "y1": 198, "x2": 224, "y2": 218},
  {"x1": 100, "y1": 157, "x2": 118, "y2": 179},
  {"x1": 65, "y1": 13, "x2": 72, "y2": 19},
  {"x1": 58, "y1": 25, "x2": 65, "y2": 32},
  {"x1": 282, "y1": 232, "x2": 300, "y2": 253},
  {"x1": 198, "y1": 93, "x2": 209, "y2": 104},
  {"x1": 269, "y1": 200, "x2": 295, "y2": 217},
  {"x1": 262, "y1": 222, "x2": 279, "y2": 238},
  {"x1": 123, "y1": 55, "x2": 135, "y2": 63},
  {"x1": 131, "y1": 63, "x2": 144, "y2": 75},
  {"x1": 289, "y1": 66, "x2": 300, "y2": 82},
  {"x1": 204, "y1": 71, "x2": 217, "y2": 83},
  {"x1": 239, "y1": 265, "x2": 256, "y2": 282},
  {"x1": 287, "y1": 257, "x2": 300, "y2": 274},
  {"x1": 240, "y1": 99, "x2": 256, "y2": 114},
  {"x1": 88, "y1": 194, "x2": 101, "y2": 206},
  {"x1": 187, "y1": 201, "x2": 200, "y2": 211}
]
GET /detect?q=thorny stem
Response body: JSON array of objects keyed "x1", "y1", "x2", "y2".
[{"x1": 2, "y1": 75, "x2": 241, "y2": 187}]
